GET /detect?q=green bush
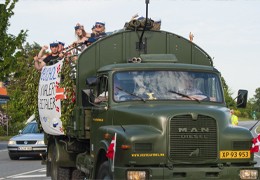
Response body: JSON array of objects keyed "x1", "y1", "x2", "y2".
[
  {"x1": 0, "y1": 126, "x2": 6, "y2": 136},
  {"x1": 8, "y1": 121, "x2": 25, "y2": 136}
]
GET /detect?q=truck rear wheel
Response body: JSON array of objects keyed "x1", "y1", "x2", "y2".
[
  {"x1": 71, "y1": 169, "x2": 86, "y2": 180},
  {"x1": 97, "y1": 161, "x2": 112, "y2": 180},
  {"x1": 50, "y1": 144, "x2": 71, "y2": 180}
]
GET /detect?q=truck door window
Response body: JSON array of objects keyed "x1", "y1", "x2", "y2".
[{"x1": 94, "y1": 76, "x2": 108, "y2": 103}]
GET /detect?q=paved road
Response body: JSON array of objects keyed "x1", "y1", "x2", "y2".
[
  {"x1": 238, "y1": 120, "x2": 260, "y2": 136},
  {"x1": 0, "y1": 147, "x2": 49, "y2": 179},
  {"x1": 0, "y1": 141, "x2": 7, "y2": 150}
]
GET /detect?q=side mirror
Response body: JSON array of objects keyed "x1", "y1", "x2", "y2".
[
  {"x1": 19, "y1": 130, "x2": 22, "y2": 134},
  {"x1": 236, "y1": 89, "x2": 248, "y2": 108},
  {"x1": 84, "y1": 77, "x2": 97, "y2": 107},
  {"x1": 86, "y1": 76, "x2": 98, "y2": 87}
]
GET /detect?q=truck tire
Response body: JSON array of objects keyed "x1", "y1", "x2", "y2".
[
  {"x1": 71, "y1": 169, "x2": 86, "y2": 180},
  {"x1": 51, "y1": 144, "x2": 71, "y2": 180},
  {"x1": 96, "y1": 161, "x2": 112, "y2": 180}
]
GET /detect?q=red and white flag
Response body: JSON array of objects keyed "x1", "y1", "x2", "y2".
[
  {"x1": 106, "y1": 133, "x2": 117, "y2": 172},
  {"x1": 55, "y1": 87, "x2": 66, "y2": 101},
  {"x1": 250, "y1": 134, "x2": 260, "y2": 153}
]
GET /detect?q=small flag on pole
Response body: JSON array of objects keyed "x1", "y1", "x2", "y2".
[
  {"x1": 250, "y1": 134, "x2": 260, "y2": 153},
  {"x1": 106, "y1": 133, "x2": 117, "y2": 172}
]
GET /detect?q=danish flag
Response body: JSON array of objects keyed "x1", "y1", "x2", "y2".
[
  {"x1": 250, "y1": 134, "x2": 260, "y2": 153},
  {"x1": 55, "y1": 87, "x2": 66, "y2": 101},
  {"x1": 106, "y1": 133, "x2": 117, "y2": 172}
]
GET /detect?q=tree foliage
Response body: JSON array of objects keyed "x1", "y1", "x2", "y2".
[
  {"x1": 7, "y1": 42, "x2": 41, "y2": 121},
  {"x1": 253, "y1": 88, "x2": 260, "y2": 112},
  {"x1": 221, "y1": 76, "x2": 235, "y2": 108},
  {"x1": 0, "y1": 0, "x2": 30, "y2": 134},
  {"x1": 0, "y1": 0, "x2": 27, "y2": 82},
  {"x1": 5, "y1": 43, "x2": 41, "y2": 134}
]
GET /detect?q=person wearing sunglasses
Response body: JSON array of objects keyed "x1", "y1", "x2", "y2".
[
  {"x1": 84, "y1": 21, "x2": 107, "y2": 45},
  {"x1": 94, "y1": 21, "x2": 106, "y2": 34},
  {"x1": 34, "y1": 42, "x2": 60, "y2": 71}
]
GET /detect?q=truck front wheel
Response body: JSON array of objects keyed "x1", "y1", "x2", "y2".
[
  {"x1": 50, "y1": 144, "x2": 71, "y2": 180},
  {"x1": 97, "y1": 161, "x2": 112, "y2": 180}
]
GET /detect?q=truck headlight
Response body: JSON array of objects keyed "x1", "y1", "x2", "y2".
[
  {"x1": 127, "y1": 170, "x2": 148, "y2": 180},
  {"x1": 240, "y1": 169, "x2": 258, "y2": 179},
  {"x1": 8, "y1": 140, "x2": 16, "y2": 145}
]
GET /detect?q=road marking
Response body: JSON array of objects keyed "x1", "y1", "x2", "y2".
[
  {"x1": 254, "y1": 127, "x2": 259, "y2": 137},
  {"x1": 6, "y1": 168, "x2": 46, "y2": 179},
  {"x1": 8, "y1": 174, "x2": 46, "y2": 178},
  {"x1": 255, "y1": 154, "x2": 260, "y2": 159}
]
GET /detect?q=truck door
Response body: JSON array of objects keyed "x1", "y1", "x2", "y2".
[{"x1": 91, "y1": 75, "x2": 110, "y2": 139}]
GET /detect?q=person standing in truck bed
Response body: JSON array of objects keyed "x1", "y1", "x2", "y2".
[
  {"x1": 72, "y1": 23, "x2": 89, "y2": 52},
  {"x1": 34, "y1": 42, "x2": 60, "y2": 71}
]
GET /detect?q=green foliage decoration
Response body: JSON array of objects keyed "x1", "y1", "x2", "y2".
[
  {"x1": 59, "y1": 59, "x2": 76, "y2": 133},
  {"x1": 23, "y1": 68, "x2": 41, "y2": 121}
]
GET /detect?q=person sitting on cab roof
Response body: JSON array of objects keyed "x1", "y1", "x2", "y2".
[
  {"x1": 85, "y1": 21, "x2": 107, "y2": 45},
  {"x1": 72, "y1": 23, "x2": 89, "y2": 51},
  {"x1": 34, "y1": 42, "x2": 60, "y2": 71},
  {"x1": 151, "y1": 17, "x2": 161, "y2": 30}
]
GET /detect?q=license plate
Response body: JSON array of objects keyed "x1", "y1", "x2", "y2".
[
  {"x1": 220, "y1": 150, "x2": 250, "y2": 159},
  {"x1": 18, "y1": 146, "x2": 32, "y2": 151}
]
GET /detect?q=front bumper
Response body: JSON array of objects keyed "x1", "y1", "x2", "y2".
[
  {"x1": 8, "y1": 146, "x2": 47, "y2": 157},
  {"x1": 114, "y1": 166, "x2": 260, "y2": 180}
]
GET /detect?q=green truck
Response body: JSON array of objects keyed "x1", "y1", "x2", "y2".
[{"x1": 40, "y1": 19, "x2": 259, "y2": 180}]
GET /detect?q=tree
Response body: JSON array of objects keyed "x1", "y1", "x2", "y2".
[
  {"x1": 254, "y1": 87, "x2": 260, "y2": 112},
  {"x1": 0, "y1": 0, "x2": 28, "y2": 135},
  {"x1": 6, "y1": 42, "x2": 41, "y2": 134},
  {"x1": 221, "y1": 76, "x2": 235, "y2": 108},
  {"x1": 0, "y1": 0, "x2": 27, "y2": 82}
]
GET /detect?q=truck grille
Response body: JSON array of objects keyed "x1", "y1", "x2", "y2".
[{"x1": 169, "y1": 114, "x2": 217, "y2": 163}]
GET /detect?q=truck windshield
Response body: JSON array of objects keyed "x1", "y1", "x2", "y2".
[{"x1": 113, "y1": 70, "x2": 223, "y2": 103}]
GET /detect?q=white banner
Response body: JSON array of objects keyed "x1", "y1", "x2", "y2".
[{"x1": 38, "y1": 59, "x2": 64, "y2": 135}]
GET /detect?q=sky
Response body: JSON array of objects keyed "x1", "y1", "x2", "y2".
[{"x1": 2, "y1": 0, "x2": 260, "y2": 99}]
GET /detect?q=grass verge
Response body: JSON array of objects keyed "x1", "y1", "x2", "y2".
[{"x1": 0, "y1": 136, "x2": 12, "y2": 141}]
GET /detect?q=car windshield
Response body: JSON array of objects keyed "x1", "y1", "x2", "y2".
[
  {"x1": 22, "y1": 122, "x2": 40, "y2": 134},
  {"x1": 113, "y1": 70, "x2": 223, "y2": 102}
]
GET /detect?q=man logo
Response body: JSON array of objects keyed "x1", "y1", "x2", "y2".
[
  {"x1": 178, "y1": 127, "x2": 209, "y2": 133},
  {"x1": 24, "y1": 141, "x2": 28, "y2": 145}
]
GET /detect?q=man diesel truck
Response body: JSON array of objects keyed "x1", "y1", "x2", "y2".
[{"x1": 37, "y1": 5, "x2": 259, "y2": 180}]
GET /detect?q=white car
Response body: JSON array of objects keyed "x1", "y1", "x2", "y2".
[{"x1": 7, "y1": 120, "x2": 47, "y2": 160}]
